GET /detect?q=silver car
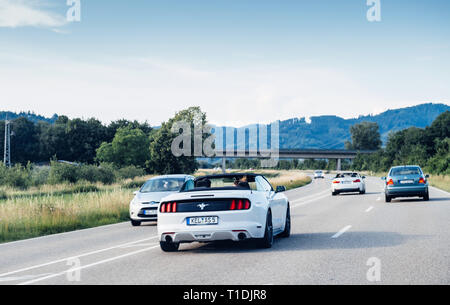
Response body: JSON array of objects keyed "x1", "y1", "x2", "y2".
[
  {"x1": 129, "y1": 175, "x2": 194, "y2": 226},
  {"x1": 382, "y1": 165, "x2": 429, "y2": 202}
]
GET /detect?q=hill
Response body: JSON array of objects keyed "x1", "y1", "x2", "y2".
[
  {"x1": 0, "y1": 111, "x2": 57, "y2": 124},
  {"x1": 219, "y1": 103, "x2": 449, "y2": 149}
]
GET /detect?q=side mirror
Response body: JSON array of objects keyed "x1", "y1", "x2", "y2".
[
  {"x1": 381, "y1": 177, "x2": 386, "y2": 181},
  {"x1": 276, "y1": 186, "x2": 286, "y2": 193},
  {"x1": 362, "y1": 176, "x2": 366, "y2": 179},
  {"x1": 425, "y1": 174, "x2": 430, "y2": 178}
]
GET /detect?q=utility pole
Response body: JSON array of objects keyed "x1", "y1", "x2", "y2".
[{"x1": 4, "y1": 118, "x2": 11, "y2": 168}]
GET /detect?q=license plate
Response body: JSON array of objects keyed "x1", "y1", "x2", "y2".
[
  {"x1": 342, "y1": 181, "x2": 351, "y2": 184},
  {"x1": 400, "y1": 180, "x2": 414, "y2": 184},
  {"x1": 187, "y1": 216, "x2": 219, "y2": 226},
  {"x1": 144, "y1": 210, "x2": 157, "y2": 215}
]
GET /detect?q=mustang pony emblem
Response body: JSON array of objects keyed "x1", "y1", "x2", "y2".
[{"x1": 197, "y1": 203, "x2": 209, "y2": 210}]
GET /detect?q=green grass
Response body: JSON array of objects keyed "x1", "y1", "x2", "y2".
[
  {"x1": 0, "y1": 170, "x2": 311, "y2": 244},
  {"x1": 0, "y1": 188, "x2": 133, "y2": 243},
  {"x1": 279, "y1": 177, "x2": 312, "y2": 190},
  {"x1": 428, "y1": 175, "x2": 450, "y2": 192}
]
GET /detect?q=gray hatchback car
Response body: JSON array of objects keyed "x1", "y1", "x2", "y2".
[{"x1": 382, "y1": 165, "x2": 429, "y2": 202}]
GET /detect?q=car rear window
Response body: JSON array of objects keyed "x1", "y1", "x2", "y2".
[{"x1": 390, "y1": 167, "x2": 422, "y2": 176}]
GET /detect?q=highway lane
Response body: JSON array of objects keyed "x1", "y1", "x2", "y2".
[{"x1": 1, "y1": 175, "x2": 449, "y2": 285}]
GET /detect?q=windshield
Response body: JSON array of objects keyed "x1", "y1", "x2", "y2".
[
  {"x1": 140, "y1": 178, "x2": 185, "y2": 192},
  {"x1": 390, "y1": 167, "x2": 422, "y2": 176},
  {"x1": 335, "y1": 173, "x2": 358, "y2": 178}
]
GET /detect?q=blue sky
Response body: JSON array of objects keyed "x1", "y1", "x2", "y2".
[{"x1": 0, "y1": 0, "x2": 449, "y2": 126}]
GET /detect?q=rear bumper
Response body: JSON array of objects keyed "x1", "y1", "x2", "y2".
[
  {"x1": 386, "y1": 186, "x2": 428, "y2": 197},
  {"x1": 333, "y1": 182, "x2": 363, "y2": 192},
  {"x1": 158, "y1": 210, "x2": 267, "y2": 243},
  {"x1": 335, "y1": 188, "x2": 360, "y2": 193},
  {"x1": 161, "y1": 230, "x2": 254, "y2": 243}
]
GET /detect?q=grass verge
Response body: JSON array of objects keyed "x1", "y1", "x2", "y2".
[
  {"x1": 428, "y1": 175, "x2": 450, "y2": 193},
  {"x1": 0, "y1": 171, "x2": 310, "y2": 244}
]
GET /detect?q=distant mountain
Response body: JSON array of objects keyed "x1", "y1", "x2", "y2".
[
  {"x1": 0, "y1": 111, "x2": 58, "y2": 124},
  {"x1": 218, "y1": 103, "x2": 450, "y2": 149},
  {"x1": 2, "y1": 103, "x2": 449, "y2": 150}
]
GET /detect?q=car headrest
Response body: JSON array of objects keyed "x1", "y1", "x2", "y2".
[{"x1": 196, "y1": 179, "x2": 211, "y2": 188}]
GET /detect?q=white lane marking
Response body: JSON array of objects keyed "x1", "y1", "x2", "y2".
[
  {"x1": 291, "y1": 192, "x2": 330, "y2": 209},
  {"x1": 365, "y1": 206, "x2": 374, "y2": 213},
  {"x1": 0, "y1": 273, "x2": 55, "y2": 283},
  {"x1": 0, "y1": 236, "x2": 158, "y2": 278},
  {"x1": 430, "y1": 186, "x2": 450, "y2": 196},
  {"x1": 119, "y1": 243, "x2": 156, "y2": 249},
  {"x1": 18, "y1": 245, "x2": 160, "y2": 285},
  {"x1": 331, "y1": 225, "x2": 352, "y2": 239},
  {"x1": 290, "y1": 189, "x2": 331, "y2": 208},
  {"x1": 0, "y1": 221, "x2": 131, "y2": 248}
]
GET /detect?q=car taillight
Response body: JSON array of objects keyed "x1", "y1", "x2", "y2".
[
  {"x1": 387, "y1": 179, "x2": 394, "y2": 186},
  {"x1": 353, "y1": 179, "x2": 361, "y2": 183},
  {"x1": 160, "y1": 202, "x2": 177, "y2": 213},
  {"x1": 418, "y1": 178, "x2": 426, "y2": 184},
  {"x1": 230, "y1": 199, "x2": 250, "y2": 210},
  {"x1": 333, "y1": 180, "x2": 340, "y2": 184}
]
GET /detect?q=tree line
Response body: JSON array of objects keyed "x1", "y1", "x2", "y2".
[
  {"x1": 224, "y1": 111, "x2": 449, "y2": 175},
  {"x1": 352, "y1": 111, "x2": 449, "y2": 174},
  {"x1": 0, "y1": 107, "x2": 207, "y2": 175}
]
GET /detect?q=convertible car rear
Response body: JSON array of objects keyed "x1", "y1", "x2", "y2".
[{"x1": 157, "y1": 173, "x2": 291, "y2": 252}]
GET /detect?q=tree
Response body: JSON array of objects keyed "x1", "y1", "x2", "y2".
[
  {"x1": 148, "y1": 107, "x2": 209, "y2": 174},
  {"x1": 348, "y1": 122, "x2": 382, "y2": 150},
  {"x1": 96, "y1": 127, "x2": 150, "y2": 168},
  {"x1": 10, "y1": 117, "x2": 40, "y2": 164},
  {"x1": 106, "y1": 119, "x2": 152, "y2": 142}
]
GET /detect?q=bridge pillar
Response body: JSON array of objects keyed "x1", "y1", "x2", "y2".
[
  {"x1": 336, "y1": 158, "x2": 342, "y2": 171},
  {"x1": 222, "y1": 157, "x2": 226, "y2": 174}
]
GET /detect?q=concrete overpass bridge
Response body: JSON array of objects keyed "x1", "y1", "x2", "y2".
[{"x1": 214, "y1": 149, "x2": 375, "y2": 171}]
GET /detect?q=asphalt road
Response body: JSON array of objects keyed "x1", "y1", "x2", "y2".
[{"x1": 1, "y1": 176, "x2": 449, "y2": 285}]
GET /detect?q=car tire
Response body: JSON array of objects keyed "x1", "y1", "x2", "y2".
[
  {"x1": 385, "y1": 194, "x2": 391, "y2": 203},
  {"x1": 423, "y1": 193, "x2": 429, "y2": 201},
  {"x1": 160, "y1": 241, "x2": 180, "y2": 252},
  {"x1": 280, "y1": 205, "x2": 291, "y2": 238},
  {"x1": 131, "y1": 220, "x2": 141, "y2": 226},
  {"x1": 332, "y1": 191, "x2": 338, "y2": 196},
  {"x1": 257, "y1": 211, "x2": 273, "y2": 248},
  {"x1": 360, "y1": 189, "x2": 366, "y2": 195}
]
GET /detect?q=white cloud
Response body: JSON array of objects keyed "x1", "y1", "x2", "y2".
[
  {"x1": 0, "y1": 0, "x2": 66, "y2": 28},
  {"x1": 0, "y1": 51, "x2": 448, "y2": 127}
]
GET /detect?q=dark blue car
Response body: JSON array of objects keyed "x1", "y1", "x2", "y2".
[{"x1": 382, "y1": 166, "x2": 430, "y2": 202}]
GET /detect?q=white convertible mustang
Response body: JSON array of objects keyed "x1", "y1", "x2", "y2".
[{"x1": 157, "y1": 173, "x2": 291, "y2": 252}]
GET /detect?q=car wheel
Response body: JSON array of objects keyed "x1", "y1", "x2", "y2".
[
  {"x1": 160, "y1": 241, "x2": 180, "y2": 252},
  {"x1": 423, "y1": 193, "x2": 429, "y2": 201},
  {"x1": 280, "y1": 205, "x2": 291, "y2": 238},
  {"x1": 131, "y1": 220, "x2": 141, "y2": 226},
  {"x1": 385, "y1": 194, "x2": 391, "y2": 203},
  {"x1": 332, "y1": 191, "x2": 338, "y2": 196},
  {"x1": 360, "y1": 189, "x2": 366, "y2": 194},
  {"x1": 258, "y1": 211, "x2": 273, "y2": 248}
]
